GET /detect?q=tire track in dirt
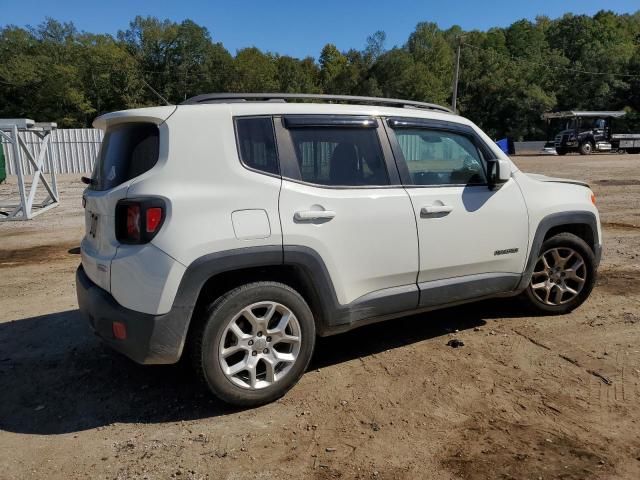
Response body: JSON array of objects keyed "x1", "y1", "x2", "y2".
[
  {"x1": 602, "y1": 221, "x2": 640, "y2": 231},
  {"x1": 442, "y1": 323, "x2": 635, "y2": 480},
  {"x1": 513, "y1": 329, "x2": 613, "y2": 385},
  {"x1": 596, "y1": 267, "x2": 640, "y2": 297},
  {"x1": 511, "y1": 326, "x2": 640, "y2": 411}
]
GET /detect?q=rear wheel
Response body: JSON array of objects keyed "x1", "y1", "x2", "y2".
[
  {"x1": 192, "y1": 282, "x2": 316, "y2": 406},
  {"x1": 521, "y1": 233, "x2": 596, "y2": 314},
  {"x1": 556, "y1": 148, "x2": 568, "y2": 156}
]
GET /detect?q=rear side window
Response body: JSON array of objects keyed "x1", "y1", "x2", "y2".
[
  {"x1": 235, "y1": 117, "x2": 279, "y2": 175},
  {"x1": 91, "y1": 123, "x2": 159, "y2": 191},
  {"x1": 288, "y1": 128, "x2": 389, "y2": 186}
]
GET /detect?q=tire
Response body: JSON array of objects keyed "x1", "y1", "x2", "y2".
[
  {"x1": 556, "y1": 148, "x2": 568, "y2": 156},
  {"x1": 192, "y1": 281, "x2": 315, "y2": 407},
  {"x1": 520, "y1": 232, "x2": 596, "y2": 315},
  {"x1": 579, "y1": 141, "x2": 593, "y2": 155}
]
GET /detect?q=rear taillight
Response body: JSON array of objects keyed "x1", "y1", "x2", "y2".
[
  {"x1": 116, "y1": 198, "x2": 165, "y2": 244},
  {"x1": 126, "y1": 205, "x2": 141, "y2": 241},
  {"x1": 146, "y1": 207, "x2": 163, "y2": 233}
]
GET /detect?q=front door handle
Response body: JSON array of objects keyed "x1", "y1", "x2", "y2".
[
  {"x1": 421, "y1": 204, "x2": 454, "y2": 216},
  {"x1": 294, "y1": 210, "x2": 336, "y2": 221}
]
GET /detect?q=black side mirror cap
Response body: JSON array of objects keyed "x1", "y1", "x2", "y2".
[{"x1": 487, "y1": 159, "x2": 511, "y2": 190}]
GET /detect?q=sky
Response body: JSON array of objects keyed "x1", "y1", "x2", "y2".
[{"x1": 1, "y1": 0, "x2": 639, "y2": 58}]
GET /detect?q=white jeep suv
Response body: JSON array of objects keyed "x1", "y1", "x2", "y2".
[{"x1": 77, "y1": 93, "x2": 601, "y2": 406}]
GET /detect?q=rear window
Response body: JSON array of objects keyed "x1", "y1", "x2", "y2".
[{"x1": 91, "y1": 123, "x2": 159, "y2": 190}]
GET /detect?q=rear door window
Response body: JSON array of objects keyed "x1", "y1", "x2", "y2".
[
  {"x1": 91, "y1": 123, "x2": 159, "y2": 191},
  {"x1": 286, "y1": 127, "x2": 389, "y2": 186}
]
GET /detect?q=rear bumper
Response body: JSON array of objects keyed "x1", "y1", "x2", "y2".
[{"x1": 76, "y1": 265, "x2": 190, "y2": 364}]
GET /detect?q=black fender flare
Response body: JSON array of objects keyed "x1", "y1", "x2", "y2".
[
  {"x1": 516, "y1": 211, "x2": 601, "y2": 291},
  {"x1": 171, "y1": 244, "x2": 419, "y2": 347}
]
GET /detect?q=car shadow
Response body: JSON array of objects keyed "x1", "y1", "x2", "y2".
[{"x1": 0, "y1": 298, "x2": 527, "y2": 435}]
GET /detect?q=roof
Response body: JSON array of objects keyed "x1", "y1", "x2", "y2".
[
  {"x1": 543, "y1": 111, "x2": 626, "y2": 120},
  {"x1": 181, "y1": 93, "x2": 453, "y2": 114}
]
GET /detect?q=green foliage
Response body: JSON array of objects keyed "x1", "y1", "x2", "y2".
[{"x1": 0, "y1": 11, "x2": 638, "y2": 138}]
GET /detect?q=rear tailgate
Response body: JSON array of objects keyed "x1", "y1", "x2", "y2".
[
  {"x1": 81, "y1": 106, "x2": 175, "y2": 293},
  {"x1": 81, "y1": 184, "x2": 129, "y2": 291}
]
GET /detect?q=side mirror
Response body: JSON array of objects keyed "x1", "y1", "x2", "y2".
[{"x1": 487, "y1": 159, "x2": 511, "y2": 189}]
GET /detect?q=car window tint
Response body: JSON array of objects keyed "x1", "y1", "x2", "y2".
[
  {"x1": 236, "y1": 117, "x2": 279, "y2": 175},
  {"x1": 91, "y1": 123, "x2": 159, "y2": 191},
  {"x1": 288, "y1": 128, "x2": 389, "y2": 186},
  {"x1": 394, "y1": 129, "x2": 487, "y2": 186}
]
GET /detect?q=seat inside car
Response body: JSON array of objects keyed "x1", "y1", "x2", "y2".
[{"x1": 329, "y1": 143, "x2": 359, "y2": 185}]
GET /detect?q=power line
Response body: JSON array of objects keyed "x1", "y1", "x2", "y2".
[{"x1": 461, "y1": 42, "x2": 640, "y2": 79}]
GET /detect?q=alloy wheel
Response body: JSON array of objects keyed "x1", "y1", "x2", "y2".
[
  {"x1": 530, "y1": 247, "x2": 587, "y2": 306},
  {"x1": 218, "y1": 301, "x2": 301, "y2": 389}
]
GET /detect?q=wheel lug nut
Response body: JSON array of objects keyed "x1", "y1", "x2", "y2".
[
  {"x1": 257, "y1": 331, "x2": 262, "y2": 337},
  {"x1": 252, "y1": 351, "x2": 257, "y2": 356},
  {"x1": 248, "y1": 340, "x2": 254, "y2": 346},
  {"x1": 266, "y1": 336, "x2": 271, "y2": 342},
  {"x1": 263, "y1": 348, "x2": 269, "y2": 354}
]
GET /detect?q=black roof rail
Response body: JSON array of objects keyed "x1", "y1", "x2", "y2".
[{"x1": 181, "y1": 93, "x2": 453, "y2": 113}]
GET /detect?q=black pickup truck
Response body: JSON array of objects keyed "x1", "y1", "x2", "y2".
[{"x1": 543, "y1": 111, "x2": 640, "y2": 155}]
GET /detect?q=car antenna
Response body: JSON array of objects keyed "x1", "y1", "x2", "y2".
[{"x1": 141, "y1": 78, "x2": 172, "y2": 106}]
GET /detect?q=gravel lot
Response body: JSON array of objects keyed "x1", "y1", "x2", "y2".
[{"x1": 1, "y1": 154, "x2": 639, "y2": 480}]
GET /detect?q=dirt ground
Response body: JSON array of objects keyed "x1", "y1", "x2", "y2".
[{"x1": 1, "y1": 154, "x2": 639, "y2": 480}]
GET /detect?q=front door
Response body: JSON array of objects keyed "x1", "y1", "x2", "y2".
[{"x1": 386, "y1": 118, "x2": 529, "y2": 307}]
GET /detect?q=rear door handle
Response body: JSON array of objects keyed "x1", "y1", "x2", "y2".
[
  {"x1": 421, "y1": 205, "x2": 454, "y2": 216},
  {"x1": 294, "y1": 210, "x2": 336, "y2": 221}
]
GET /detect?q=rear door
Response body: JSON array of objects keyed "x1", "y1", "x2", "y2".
[
  {"x1": 81, "y1": 122, "x2": 161, "y2": 292},
  {"x1": 276, "y1": 115, "x2": 419, "y2": 309},
  {"x1": 385, "y1": 117, "x2": 528, "y2": 307}
]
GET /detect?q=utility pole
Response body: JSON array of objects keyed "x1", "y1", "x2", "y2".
[{"x1": 451, "y1": 37, "x2": 462, "y2": 113}]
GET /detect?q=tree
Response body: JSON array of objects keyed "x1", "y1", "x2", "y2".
[
  {"x1": 319, "y1": 43, "x2": 349, "y2": 93},
  {"x1": 365, "y1": 30, "x2": 386, "y2": 62},
  {"x1": 118, "y1": 16, "x2": 231, "y2": 103},
  {"x1": 1, "y1": 11, "x2": 639, "y2": 135},
  {"x1": 76, "y1": 33, "x2": 144, "y2": 117},
  {"x1": 0, "y1": 19, "x2": 94, "y2": 126},
  {"x1": 405, "y1": 22, "x2": 454, "y2": 105},
  {"x1": 275, "y1": 55, "x2": 321, "y2": 93}
]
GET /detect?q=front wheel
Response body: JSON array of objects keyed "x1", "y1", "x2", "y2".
[
  {"x1": 579, "y1": 141, "x2": 593, "y2": 155},
  {"x1": 521, "y1": 232, "x2": 596, "y2": 314},
  {"x1": 192, "y1": 282, "x2": 316, "y2": 406}
]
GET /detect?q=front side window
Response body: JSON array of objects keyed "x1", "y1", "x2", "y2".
[
  {"x1": 394, "y1": 129, "x2": 487, "y2": 186},
  {"x1": 288, "y1": 128, "x2": 389, "y2": 186},
  {"x1": 235, "y1": 117, "x2": 279, "y2": 175}
]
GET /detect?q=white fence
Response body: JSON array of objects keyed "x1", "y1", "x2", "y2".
[{"x1": 1, "y1": 128, "x2": 103, "y2": 175}]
